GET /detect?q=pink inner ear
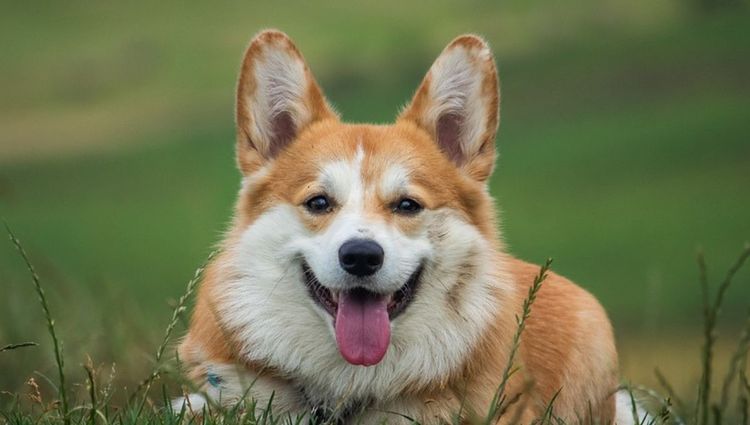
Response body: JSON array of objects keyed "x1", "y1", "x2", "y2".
[
  {"x1": 268, "y1": 111, "x2": 296, "y2": 158},
  {"x1": 436, "y1": 112, "x2": 465, "y2": 165}
]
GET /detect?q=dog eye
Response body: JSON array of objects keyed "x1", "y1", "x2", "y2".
[
  {"x1": 393, "y1": 198, "x2": 423, "y2": 215},
  {"x1": 305, "y1": 195, "x2": 332, "y2": 214}
]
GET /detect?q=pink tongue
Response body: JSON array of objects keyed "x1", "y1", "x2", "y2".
[{"x1": 334, "y1": 290, "x2": 391, "y2": 366}]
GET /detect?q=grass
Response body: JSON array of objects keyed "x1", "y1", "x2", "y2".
[
  {"x1": 0, "y1": 0, "x2": 749, "y2": 421},
  {"x1": 2, "y1": 224, "x2": 749, "y2": 423},
  {"x1": 4, "y1": 222, "x2": 70, "y2": 425},
  {"x1": 695, "y1": 246, "x2": 750, "y2": 425}
]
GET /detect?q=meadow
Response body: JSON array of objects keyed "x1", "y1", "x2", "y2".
[{"x1": 1, "y1": 0, "x2": 749, "y2": 422}]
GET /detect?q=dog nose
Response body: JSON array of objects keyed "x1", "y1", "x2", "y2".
[{"x1": 338, "y1": 239, "x2": 384, "y2": 277}]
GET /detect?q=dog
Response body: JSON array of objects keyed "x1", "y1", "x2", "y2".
[{"x1": 175, "y1": 29, "x2": 641, "y2": 424}]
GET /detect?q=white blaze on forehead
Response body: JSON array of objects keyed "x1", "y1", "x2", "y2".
[
  {"x1": 319, "y1": 145, "x2": 365, "y2": 208},
  {"x1": 379, "y1": 164, "x2": 410, "y2": 199}
]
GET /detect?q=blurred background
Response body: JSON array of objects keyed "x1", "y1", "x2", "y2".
[{"x1": 1, "y1": 0, "x2": 748, "y2": 400}]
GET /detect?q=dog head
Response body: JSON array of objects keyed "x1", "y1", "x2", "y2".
[{"x1": 214, "y1": 30, "x2": 506, "y2": 399}]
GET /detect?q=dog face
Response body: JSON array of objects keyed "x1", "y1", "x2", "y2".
[{"x1": 214, "y1": 30, "x2": 504, "y2": 399}]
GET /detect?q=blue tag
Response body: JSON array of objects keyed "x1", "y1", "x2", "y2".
[{"x1": 207, "y1": 371, "x2": 222, "y2": 388}]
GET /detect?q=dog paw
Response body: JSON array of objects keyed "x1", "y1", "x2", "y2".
[{"x1": 171, "y1": 393, "x2": 208, "y2": 414}]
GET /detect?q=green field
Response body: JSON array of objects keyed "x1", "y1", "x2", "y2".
[{"x1": 1, "y1": 0, "x2": 749, "y2": 412}]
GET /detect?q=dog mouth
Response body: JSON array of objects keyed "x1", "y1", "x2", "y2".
[
  {"x1": 301, "y1": 262, "x2": 423, "y2": 320},
  {"x1": 301, "y1": 261, "x2": 423, "y2": 366}
]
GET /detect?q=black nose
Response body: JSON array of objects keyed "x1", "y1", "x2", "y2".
[{"x1": 338, "y1": 239, "x2": 384, "y2": 277}]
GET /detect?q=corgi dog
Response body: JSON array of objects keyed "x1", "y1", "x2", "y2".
[{"x1": 176, "y1": 30, "x2": 637, "y2": 424}]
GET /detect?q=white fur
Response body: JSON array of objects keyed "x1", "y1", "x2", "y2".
[
  {"x1": 242, "y1": 164, "x2": 270, "y2": 190},
  {"x1": 614, "y1": 390, "x2": 652, "y2": 425},
  {"x1": 171, "y1": 361, "x2": 308, "y2": 419},
  {"x1": 378, "y1": 163, "x2": 410, "y2": 199},
  {"x1": 208, "y1": 151, "x2": 506, "y2": 413},
  {"x1": 300, "y1": 148, "x2": 430, "y2": 295},
  {"x1": 171, "y1": 393, "x2": 208, "y2": 414}
]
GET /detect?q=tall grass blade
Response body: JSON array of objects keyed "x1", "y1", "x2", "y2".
[
  {"x1": 0, "y1": 342, "x2": 38, "y2": 352},
  {"x1": 539, "y1": 388, "x2": 561, "y2": 425},
  {"x1": 740, "y1": 367, "x2": 750, "y2": 425},
  {"x1": 83, "y1": 360, "x2": 97, "y2": 425},
  {"x1": 713, "y1": 243, "x2": 750, "y2": 318},
  {"x1": 719, "y1": 308, "x2": 750, "y2": 415},
  {"x1": 4, "y1": 221, "x2": 70, "y2": 425},
  {"x1": 483, "y1": 258, "x2": 552, "y2": 424},
  {"x1": 654, "y1": 368, "x2": 686, "y2": 415},
  {"x1": 696, "y1": 248, "x2": 710, "y2": 425},
  {"x1": 130, "y1": 249, "x2": 218, "y2": 419},
  {"x1": 696, "y1": 243, "x2": 750, "y2": 425},
  {"x1": 626, "y1": 385, "x2": 640, "y2": 425}
]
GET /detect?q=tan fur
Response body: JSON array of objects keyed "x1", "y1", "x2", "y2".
[{"x1": 178, "y1": 30, "x2": 619, "y2": 424}]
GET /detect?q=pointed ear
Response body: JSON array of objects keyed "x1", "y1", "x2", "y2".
[
  {"x1": 235, "y1": 30, "x2": 337, "y2": 175},
  {"x1": 398, "y1": 35, "x2": 499, "y2": 182}
]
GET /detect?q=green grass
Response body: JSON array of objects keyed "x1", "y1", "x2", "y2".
[
  {"x1": 1, "y1": 225, "x2": 749, "y2": 424},
  {"x1": 0, "y1": 0, "x2": 749, "y2": 412}
]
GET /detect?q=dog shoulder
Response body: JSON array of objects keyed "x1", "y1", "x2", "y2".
[{"x1": 509, "y1": 258, "x2": 618, "y2": 422}]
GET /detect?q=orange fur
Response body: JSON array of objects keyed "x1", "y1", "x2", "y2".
[{"x1": 178, "y1": 30, "x2": 619, "y2": 424}]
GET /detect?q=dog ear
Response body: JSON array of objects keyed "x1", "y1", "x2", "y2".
[
  {"x1": 399, "y1": 35, "x2": 499, "y2": 182},
  {"x1": 235, "y1": 30, "x2": 338, "y2": 175}
]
